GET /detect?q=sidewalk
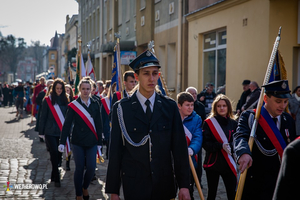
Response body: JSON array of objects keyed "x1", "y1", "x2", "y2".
[{"x1": 0, "y1": 106, "x2": 227, "y2": 200}]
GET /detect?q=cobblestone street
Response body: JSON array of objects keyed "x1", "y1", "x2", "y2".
[{"x1": 0, "y1": 106, "x2": 227, "y2": 200}]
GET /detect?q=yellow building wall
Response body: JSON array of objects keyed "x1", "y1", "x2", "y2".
[
  {"x1": 187, "y1": 0, "x2": 292, "y2": 108},
  {"x1": 269, "y1": 0, "x2": 299, "y2": 89}
]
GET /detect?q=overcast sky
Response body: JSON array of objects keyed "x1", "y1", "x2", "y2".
[{"x1": 0, "y1": 0, "x2": 78, "y2": 46}]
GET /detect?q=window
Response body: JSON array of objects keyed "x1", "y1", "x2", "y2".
[
  {"x1": 51, "y1": 54, "x2": 55, "y2": 60},
  {"x1": 140, "y1": 0, "x2": 145, "y2": 10},
  {"x1": 203, "y1": 29, "x2": 227, "y2": 91}
]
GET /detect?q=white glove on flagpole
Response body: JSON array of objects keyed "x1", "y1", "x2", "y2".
[
  {"x1": 222, "y1": 143, "x2": 232, "y2": 155},
  {"x1": 188, "y1": 147, "x2": 194, "y2": 156},
  {"x1": 58, "y1": 144, "x2": 65, "y2": 153}
]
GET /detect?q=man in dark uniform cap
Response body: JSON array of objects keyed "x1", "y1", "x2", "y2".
[
  {"x1": 105, "y1": 50, "x2": 191, "y2": 200},
  {"x1": 234, "y1": 80, "x2": 296, "y2": 200}
]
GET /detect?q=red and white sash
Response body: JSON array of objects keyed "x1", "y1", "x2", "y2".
[
  {"x1": 43, "y1": 88, "x2": 47, "y2": 93},
  {"x1": 206, "y1": 117, "x2": 237, "y2": 177},
  {"x1": 101, "y1": 97, "x2": 110, "y2": 115},
  {"x1": 69, "y1": 100, "x2": 103, "y2": 159},
  {"x1": 183, "y1": 125, "x2": 198, "y2": 163},
  {"x1": 45, "y1": 96, "x2": 71, "y2": 157}
]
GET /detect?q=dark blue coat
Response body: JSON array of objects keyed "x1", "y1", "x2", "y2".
[
  {"x1": 105, "y1": 92, "x2": 190, "y2": 200},
  {"x1": 234, "y1": 110, "x2": 296, "y2": 200}
]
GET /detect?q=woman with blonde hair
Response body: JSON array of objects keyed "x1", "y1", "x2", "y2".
[{"x1": 202, "y1": 94, "x2": 237, "y2": 200}]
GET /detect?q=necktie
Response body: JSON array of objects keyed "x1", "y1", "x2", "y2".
[
  {"x1": 272, "y1": 117, "x2": 278, "y2": 127},
  {"x1": 145, "y1": 99, "x2": 152, "y2": 122}
]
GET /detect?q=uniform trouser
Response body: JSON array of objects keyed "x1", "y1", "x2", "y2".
[
  {"x1": 45, "y1": 135, "x2": 62, "y2": 182},
  {"x1": 205, "y1": 165, "x2": 237, "y2": 200},
  {"x1": 72, "y1": 144, "x2": 97, "y2": 196},
  {"x1": 189, "y1": 170, "x2": 195, "y2": 200},
  {"x1": 15, "y1": 98, "x2": 24, "y2": 114}
]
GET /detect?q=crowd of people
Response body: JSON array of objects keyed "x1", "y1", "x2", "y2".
[{"x1": 0, "y1": 49, "x2": 300, "y2": 200}]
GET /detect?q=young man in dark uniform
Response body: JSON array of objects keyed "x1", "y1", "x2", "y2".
[
  {"x1": 106, "y1": 50, "x2": 191, "y2": 200},
  {"x1": 234, "y1": 80, "x2": 296, "y2": 200}
]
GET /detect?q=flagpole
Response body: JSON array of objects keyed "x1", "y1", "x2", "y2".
[
  {"x1": 235, "y1": 27, "x2": 282, "y2": 200},
  {"x1": 78, "y1": 40, "x2": 82, "y2": 80},
  {"x1": 114, "y1": 33, "x2": 123, "y2": 97}
]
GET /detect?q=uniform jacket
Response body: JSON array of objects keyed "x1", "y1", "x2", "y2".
[
  {"x1": 60, "y1": 97, "x2": 103, "y2": 147},
  {"x1": 289, "y1": 93, "x2": 300, "y2": 135},
  {"x1": 202, "y1": 115, "x2": 237, "y2": 172},
  {"x1": 183, "y1": 111, "x2": 203, "y2": 167},
  {"x1": 39, "y1": 95, "x2": 68, "y2": 137},
  {"x1": 273, "y1": 137, "x2": 300, "y2": 200},
  {"x1": 234, "y1": 110, "x2": 296, "y2": 200},
  {"x1": 111, "y1": 90, "x2": 128, "y2": 109},
  {"x1": 105, "y1": 92, "x2": 190, "y2": 200}
]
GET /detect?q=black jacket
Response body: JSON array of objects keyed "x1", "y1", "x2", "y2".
[
  {"x1": 202, "y1": 115, "x2": 237, "y2": 172},
  {"x1": 234, "y1": 110, "x2": 296, "y2": 200},
  {"x1": 105, "y1": 92, "x2": 190, "y2": 200},
  {"x1": 60, "y1": 97, "x2": 103, "y2": 147},
  {"x1": 242, "y1": 88, "x2": 260, "y2": 110},
  {"x1": 39, "y1": 95, "x2": 68, "y2": 137},
  {"x1": 236, "y1": 89, "x2": 251, "y2": 111},
  {"x1": 273, "y1": 137, "x2": 300, "y2": 200}
]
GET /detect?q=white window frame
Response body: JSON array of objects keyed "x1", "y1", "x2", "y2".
[{"x1": 202, "y1": 28, "x2": 227, "y2": 89}]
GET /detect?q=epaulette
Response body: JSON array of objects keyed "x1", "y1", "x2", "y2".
[{"x1": 158, "y1": 92, "x2": 175, "y2": 102}]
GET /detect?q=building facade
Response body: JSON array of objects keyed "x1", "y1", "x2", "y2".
[
  {"x1": 186, "y1": 0, "x2": 300, "y2": 108},
  {"x1": 17, "y1": 57, "x2": 37, "y2": 82}
]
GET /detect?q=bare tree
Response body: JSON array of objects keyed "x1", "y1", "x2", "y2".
[{"x1": 0, "y1": 35, "x2": 26, "y2": 81}]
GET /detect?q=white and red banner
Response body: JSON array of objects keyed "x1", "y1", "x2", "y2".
[
  {"x1": 69, "y1": 100, "x2": 102, "y2": 161},
  {"x1": 45, "y1": 96, "x2": 71, "y2": 157},
  {"x1": 183, "y1": 125, "x2": 198, "y2": 163},
  {"x1": 205, "y1": 117, "x2": 237, "y2": 177}
]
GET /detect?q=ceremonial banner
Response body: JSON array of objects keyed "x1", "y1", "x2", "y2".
[{"x1": 205, "y1": 117, "x2": 237, "y2": 177}]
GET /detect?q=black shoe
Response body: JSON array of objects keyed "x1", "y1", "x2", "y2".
[
  {"x1": 66, "y1": 161, "x2": 71, "y2": 171},
  {"x1": 39, "y1": 138, "x2": 44, "y2": 142},
  {"x1": 83, "y1": 195, "x2": 89, "y2": 200},
  {"x1": 55, "y1": 182, "x2": 61, "y2": 187}
]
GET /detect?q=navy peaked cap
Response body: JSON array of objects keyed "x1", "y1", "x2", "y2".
[
  {"x1": 129, "y1": 50, "x2": 161, "y2": 72},
  {"x1": 262, "y1": 80, "x2": 291, "y2": 98}
]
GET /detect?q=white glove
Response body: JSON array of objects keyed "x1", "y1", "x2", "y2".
[
  {"x1": 58, "y1": 144, "x2": 65, "y2": 153},
  {"x1": 188, "y1": 148, "x2": 194, "y2": 156},
  {"x1": 222, "y1": 143, "x2": 232, "y2": 155},
  {"x1": 39, "y1": 135, "x2": 45, "y2": 140},
  {"x1": 97, "y1": 145, "x2": 102, "y2": 156}
]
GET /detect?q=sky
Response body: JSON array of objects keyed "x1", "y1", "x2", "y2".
[{"x1": 0, "y1": 0, "x2": 78, "y2": 46}]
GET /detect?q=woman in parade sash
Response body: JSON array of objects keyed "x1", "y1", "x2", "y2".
[
  {"x1": 202, "y1": 94, "x2": 238, "y2": 200},
  {"x1": 39, "y1": 78, "x2": 69, "y2": 187},
  {"x1": 59, "y1": 79, "x2": 103, "y2": 200}
]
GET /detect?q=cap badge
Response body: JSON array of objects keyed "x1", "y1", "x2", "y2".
[
  {"x1": 146, "y1": 51, "x2": 151, "y2": 57},
  {"x1": 281, "y1": 82, "x2": 287, "y2": 89}
]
